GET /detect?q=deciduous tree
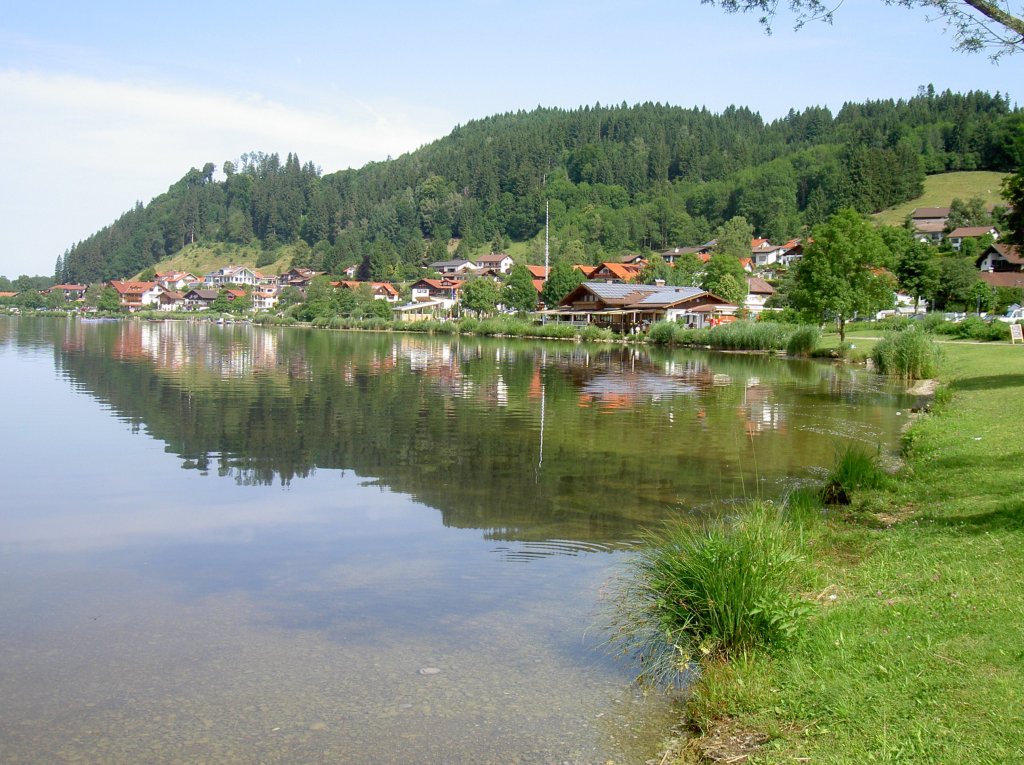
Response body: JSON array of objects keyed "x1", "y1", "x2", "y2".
[
  {"x1": 504, "y1": 264, "x2": 539, "y2": 313},
  {"x1": 701, "y1": 254, "x2": 749, "y2": 306},
  {"x1": 541, "y1": 260, "x2": 584, "y2": 307},
  {"x1": 461, "y1": 277, "x2": 501, "y2": 316},
  {"x1": 789, "y1": 209, "x2": 896, "y2": 340},
  {"x1": 704, "y1": 0, "x2": 1024, "y2": 59}
]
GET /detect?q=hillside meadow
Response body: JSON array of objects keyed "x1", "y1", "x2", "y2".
[
  {"x1": 873, "y1": 170, "x2": 1008, "y2": 226},
  {"x1": 664, "y1": 338, "x2": 1024, "y2": 764}
]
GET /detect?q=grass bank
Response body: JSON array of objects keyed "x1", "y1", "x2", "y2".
[{"x1": 659, "y1": 341, "x2": 1024, "y2": 764}]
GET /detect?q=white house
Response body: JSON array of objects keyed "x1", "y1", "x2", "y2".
[
  {"x1": 947, "y1": 226, "x2": 999, "y2": 252},
  {"x1": 474, "y1": 253, "x2": 515, "y2": 273},
  {"x1": 744, "y1": 277, "x2": 775, "y2": 316},
  {"x1": 204, "y1": 265, "x2": 263, "y2": 287}
]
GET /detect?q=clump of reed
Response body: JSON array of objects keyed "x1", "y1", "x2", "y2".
[
  {"x1": 606, "y1": 502, "x2": 810, "y2": 688},
  {"x1": 646, "y1": 320, "x2": 820, "y2": 354},
  {"x1": 785, "y1": 325, "x2": 820, "y2": 356},
  {"x1": 871, "y1": 329, "x2": 941, "y2": 380}
]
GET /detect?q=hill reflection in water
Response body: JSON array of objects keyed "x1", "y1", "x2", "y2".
[{"x1": 55, "y1": 319, "x2": 910, "y2": 543}]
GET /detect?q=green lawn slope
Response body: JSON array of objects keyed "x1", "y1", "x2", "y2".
[
  {"x1": 874, "y1": 171, "x2": 1009, "y2": 226},
  {"x1": 133, "y1": 242, "x2": 295, "y2": 280},
  {"x1": 670, "y1": 340, "x2": 1024, "y2": 764}
]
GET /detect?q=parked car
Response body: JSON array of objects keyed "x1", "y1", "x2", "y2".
[{"x1": 997, "y1": 307, "x2": 1024, "y2": 323}]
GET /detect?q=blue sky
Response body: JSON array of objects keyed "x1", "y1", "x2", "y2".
[{"x1": 0, "y1": 0, "x2": 1016, "y2": 278}]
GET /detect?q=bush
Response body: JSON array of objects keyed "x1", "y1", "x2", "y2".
[
  {"x1": 606, "y1": 503, "x2": 810, "y2": 687},
  {"x1": 920, "y1": 313, "x2": 948, "y2": 333},
  {"x1": 647, "y1": 320, "x2": 679, "y2": 345},
  {"x1": 872, "y1": 329, "x2": 941, "y2": 379}
]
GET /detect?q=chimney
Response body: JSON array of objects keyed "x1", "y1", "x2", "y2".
[{"x1": 654, "y1": 279, "x2": 666, "y2": 287}]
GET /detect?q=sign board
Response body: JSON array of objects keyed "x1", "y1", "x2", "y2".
[{"x1": 1011, "y1": 323, "x2": 1023, "y2": 344}]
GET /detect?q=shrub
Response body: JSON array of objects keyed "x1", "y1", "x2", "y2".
[
  {"x1": 579, "y1": 324, "x2": 615, "y2": 342},
  {"x1": 647, "y1": 320, "x2": 679, "y2": 345},
  {"x1": 871, "y1": 329, "x2": 941, "y2": 379},
  {"x1": 606, "y1": 503, "x2": 810, "y2": 687},
  {"x1": 821, "y1": 443, "x2": 889, "y2": 504},
  {"x1": 920, "y1": 313, "x2": 948, "y2": 333}
]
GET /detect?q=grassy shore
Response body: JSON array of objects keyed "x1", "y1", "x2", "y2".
[{"x1": 664, "y1": 340, "x2": 1024, "y2": 763}]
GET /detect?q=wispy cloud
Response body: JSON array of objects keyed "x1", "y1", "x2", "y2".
[{"x1": 0, "y1": 69, "x2": 452, "y2": 276}]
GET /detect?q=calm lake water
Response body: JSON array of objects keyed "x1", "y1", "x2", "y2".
[{"x1": 0, "y1": 317, "x2": 911, "y2": 764}]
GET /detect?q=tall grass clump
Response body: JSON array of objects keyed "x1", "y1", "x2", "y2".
[
  {"x1": 821, "y1": 443, "x2": 889, "y2": 504},
  {"x1": 871, "y1": 329, "x2": 941, "y2": 379},
  {"x1": 606, "y1": 503, "x2": 810, "y2": 687},
  {"x1": 707, "y1": 320, "x2": 791, "y2": 350},
  {"x1": 785, "y1": 325, "x2": 820, "y2": 356}
]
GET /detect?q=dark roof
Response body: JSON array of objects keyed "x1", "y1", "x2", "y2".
[
  {"x1": 561, "y1": 282, "x2": 724, "y2": 309},
  {"x1": 747, "y1": 277, "x2": 775, "y2": 294},
  {"x1": 911, "y1": 207, "x2": 950, "y2": 219},
  {"x1": 948, "y1": 226, "x2": 997, "y2": 238},
  {"x1": 984, "y1": 243, "x2": 1024, "y2": 265},
  {"x1": 980, "y1": 272, "x2": 1024, "y2": 288}
]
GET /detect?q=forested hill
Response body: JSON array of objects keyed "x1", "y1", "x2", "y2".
[{"x1": 59, "y1": 88, "x2": 1022, "y2": 284}]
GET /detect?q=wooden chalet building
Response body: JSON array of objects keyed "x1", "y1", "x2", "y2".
[{"x1": 544, "y1": 282, "x2": 735, "y2": 332}]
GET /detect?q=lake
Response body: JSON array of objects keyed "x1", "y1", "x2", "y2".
[{"x1": 0, "y1": 317, "x2": 911, "y2": 764}]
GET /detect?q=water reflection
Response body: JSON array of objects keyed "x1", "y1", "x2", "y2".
[
  {"x1": 0, "y1": 317, "x2": 913, "y2": 765},
  {"x1": 47, "y1": 318, "x2": 911, "y2": 542}
]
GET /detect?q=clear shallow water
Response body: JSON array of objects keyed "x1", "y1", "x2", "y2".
[{"x1": 0, "y1": 317, "x2": 912, "y2": 764}]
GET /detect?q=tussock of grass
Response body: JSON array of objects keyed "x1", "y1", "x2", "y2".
[
  {"x1": 822, "y1": 444, "x2": 889, "y2": 505},
  {"x1": 607, "y1": 503, "x2": 811, "y2": 688}
]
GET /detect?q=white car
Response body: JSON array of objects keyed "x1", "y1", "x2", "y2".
[{"x1": 997, "y1": 307, "x2": 1024, "y2": 323}]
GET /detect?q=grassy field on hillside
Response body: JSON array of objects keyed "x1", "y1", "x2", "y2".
[
  {"x1": 134, "y1": 242, "x2": 295, "y2": 279},
  {"x1": 664, "y1": 339, "x2": 1024, "y2": 764},
  {"x1": 873, "y1": 171, "x2": 1008, "y2": 226}
]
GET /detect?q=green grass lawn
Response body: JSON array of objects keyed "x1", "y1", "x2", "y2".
[
  {"x1": 670, "y1": 340, "x2": 1024, "y2": 764},
  {"x1": 134, "y1": 242, "x2": 295, "y2": 280},
  {"x1": 873, "y1": 171, "x2": 1008, "y2": 227}
]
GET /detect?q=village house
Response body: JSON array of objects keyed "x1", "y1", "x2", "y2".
[
  {"x1": 474, "y1": 253, "x2": 515, "y2": 273},
  {"x1": 408, "y1": 278, "x2": 463, "y2": 310},
  {"x1": 586, "y1": 261, "x2": 644, "y2": 283},
  {"x1": 278, "y1": 267, "x2": 324, "y2": 288},
  {"x1": 182, "y1": 288, "x2": 246, "y2": 310},
  {"x1": 544, "y1": 282, "x2": 735, "y2": 332},
  {"x1": 620, "y1": 253, "x2": 648, "y2": 266},
  {"x1": 203, "y1": 265, "x2": 264, "y2": 287},
  {"x1": 778, "y1": 238, "x2": 804, "y2": 266},
  {"x1": 977, "y1": 243, "x2": 1024, "y2": 272},
  {"x1": 661, "y1": 242, "x2": 716, "y2": 265},
  {"x1": 155, "y1": 271, "x2": 199, "y2": 291},
  {"x1": 910, "y1": 207, "x2": 950, "y2": 244},
  {"x1": 109, "y1": 280, "x2": 160, "y2": 311},
  {"x1": 46, "y1": 284, "x2": 89, "y2": 302},
  {"x1": 251, "y1": 285, "x2": 281, "y2": 312},
  {"x1": 153, "y1": 289, "x2": 185, "y2": 311},
  {"x1": 426, "y1": 259, "x2": 475, "y2": 275},
  {"x1": 750, "y1": 239, "x2": 788, "y2": 269},
  {"x1": 745, "y1": 277, "x2": 775, "y2": 316},
  {"x1": 948, "y1": 226, "x2": 999, "y2": 251},
  {"x1": 332, "y1": 281, "x2": 401, "y2": 302}
]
